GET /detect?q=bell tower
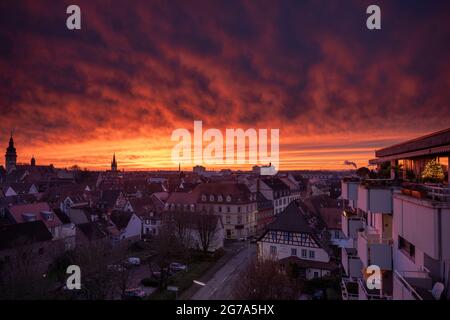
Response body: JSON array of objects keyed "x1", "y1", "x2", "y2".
[{"x1": 5, "y1": 130, "x2": 17, "y2": 173}]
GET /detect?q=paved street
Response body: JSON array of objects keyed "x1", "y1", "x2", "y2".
[{"x1": 190, "y1": 242, "x2": 256, "y2": 300}]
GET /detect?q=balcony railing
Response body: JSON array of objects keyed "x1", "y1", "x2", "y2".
[
  {"x1": 357, "y1": 229, "x2": 393, "y2": 270},
  {"x1": 358, "y1": 278, "x2": 391, "y2": 300},
  {"x1": 401, "y1": 182, "x2": 450, "y2": 203},
  {"x1": 394, "y1": 269, "x2": 434, "y2": 300},
  {"x1": 341, "y1": 278, "x2": 359, "y2": 300},
  {"x1": 359, "y1": 228, "x2": 392, "y2": 245},
  {"x1": 360, "y1": 178, "x2": 400, "y2": 188}
]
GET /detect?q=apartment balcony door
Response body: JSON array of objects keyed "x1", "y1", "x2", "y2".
[{"x1": 382, "y1": 214, "x2": 393, "y2": 240}]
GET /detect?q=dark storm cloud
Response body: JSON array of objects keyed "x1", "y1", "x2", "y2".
[{"x1": 0, "y1": 0, "x2": 449, "y2": 169}]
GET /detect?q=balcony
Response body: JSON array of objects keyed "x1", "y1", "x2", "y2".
[
  {"x1": 341, "y1": 278, "x2": 359, "y2": 300},
  {"x1": 393, "y1": 270, "x2": 435, "y2": 300},
  {"x1": 341, "y1": 209, "x2": 365, "y2": 240},
  {"x1": 357, "y1": 278, "x2": 392, "y2": 300},
  {"x1": 357, "y1": 180, "x2": 399, "y2": 214},
  {"x1": 341, "y1": 178, "x2": 360, "y2": 202},
  {"x1": 401, "y1": 183, "x2": 450, "y2": 203},
  {"x1": 393, "y1": 192, "x2": 450, "y2": 260},
  {"x1": 341, "y1": 247, "x2": 362, "y2": 278},
  {"x1": 357, "y1": 229, "x2": 392, "y2": 270}
]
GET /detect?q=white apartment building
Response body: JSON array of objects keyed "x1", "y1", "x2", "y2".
[{"x1": 340, "y1": 128, "x2": 450, "y2": 300}]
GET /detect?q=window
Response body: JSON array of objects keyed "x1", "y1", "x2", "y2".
[
  {"x1": 226, "y1": 216, "x2": 231, "y2": 224},
  {"x1": 291, "y1": 248, "x2": 297, "y2": 256},
  {"x1": 399, "y1": 236, "x2": 415, "y2": 261},
  {"x1": 238, "y1": 207, "x2": 241, "y2": 213},
  {"x1": 218, "y1": 206, "x2": 222, "y2": 213},
  {"x1": 218, "y1": 195, "x2": 223, "y2": 202},
  {"x1": 270, "y1": 246, "x2": 277, "y2": 255},
  {"x1": 313, "y1": 271, "x2": 319, "y2": 278},
  {"x1": 227, "y1": 206, "x2": 231, "y2": 213},
  {"x1": 209, "y1": 195, "x2": 215, "y2": 202},
  {"x1": 301, "y1": 249, "x2": 307, "y2": 258},
  {"x1": 226, "y1": 195, "x2": 231, "y2": 202},
  {"x1": 309, "y1": 250, "x2": 315, "y2": 259},
  {"x1": 271, "y1": 231, "x2": 277, "y2": 241},
  {"x1": 237, "y1": 216, "x2": 242, "y2": 224}
]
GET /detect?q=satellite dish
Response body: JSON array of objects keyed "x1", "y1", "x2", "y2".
[{"x1": 431, "y1": 282, "x2": 444, "y2": 300}]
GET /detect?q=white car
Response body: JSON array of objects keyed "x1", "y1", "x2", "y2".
[
  {"x1": 170, "y1": 262, "x2": 187, "y2": 272},
  {"x1": 126, "y1": 257, "x2": 141, "y2": 266}
]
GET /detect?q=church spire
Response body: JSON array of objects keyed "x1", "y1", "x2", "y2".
[
  {"x1": 111, "y1": 153, "x2": 118, "y2": 172},
  {"x1": 5, "y1": 129, "x2": 17, "y2": 173}
]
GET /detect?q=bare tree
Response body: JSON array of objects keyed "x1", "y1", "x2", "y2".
[
  {"x1": 115, "y1": 262, "x2": 132, "y2": 299},
  {"x1": 194, "y1": 210, "x2": 219, "y2": 254},
  {"x1": 0, "y1": 240, "x2": 54, "y2": 299},
  {"x1": 70, "y1": 241, "x2": 127, "y2": 300},
  {"x1": 171, "y1": 210, "x2": 193, "y2": 251},
  {"x1": 233, "y1": 257, "x2": 300, "y2": 300},
  {"x1": 150, "y1": 222, "x2": 183, "y2": 289}
]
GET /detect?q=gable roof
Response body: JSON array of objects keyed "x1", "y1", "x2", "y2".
[
  {"x1": 110, "y1": 211, "x2": 134, "y2": 230},
  {"x1": 8, "y1": 202, "x2": 62, "y2": 229},
  {"x1": 318, "y1": 207, "x2": 342, "y2": 230},
  {"x1": 261, "y1": 177, "x2": 290, "y2": 191},
  {"x1": 265, "y1": 202, "x2": 313, "y2": 234},
  {"x1": 99, "y1": 190, "x2": 122, "y2": 208},
  {"x1": 0, "y1": 221, "x2": 53, "y2": 250}
]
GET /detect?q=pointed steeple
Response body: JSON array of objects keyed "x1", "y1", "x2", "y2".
[{"x1": 111, "y1": 153, "x2": 118, "y2": 172}]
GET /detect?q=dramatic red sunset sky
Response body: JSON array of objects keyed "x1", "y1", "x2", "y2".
[{"x1": 1, "y1": 0, "x2": 450, "y2": 171}]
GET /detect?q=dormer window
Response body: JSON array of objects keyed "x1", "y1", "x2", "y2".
[
  {"x1": 218, "y1": 195, "x2": 223, "y2": 202},
  {"x1": 202, "y1": 194, "x2": 207, "y2": 201},
  {"x1": 226, "y1": 195, "x2": 232, "y2": 202},
  {"x1": 209, "y1": 195, "x2": 215, "y2": 202}
]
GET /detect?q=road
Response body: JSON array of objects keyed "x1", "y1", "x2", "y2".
[{"x1": 191, "y1": 242, "x2": 256, "y2": 300}]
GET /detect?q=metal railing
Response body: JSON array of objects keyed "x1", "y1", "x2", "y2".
[
  {"x1": 359, "y1": 228, "x2": 392, "y2": 245},
  {"x1": 393, "y1": 270, "x2": 431, "y2": 300},
  {"x1": 402, "y1": 182, "x2": 450, "y2": 202}
]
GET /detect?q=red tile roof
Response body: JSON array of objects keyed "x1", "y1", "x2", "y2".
[{"x1": 9, "y1": 202, "x2": 62, "y2": 229}]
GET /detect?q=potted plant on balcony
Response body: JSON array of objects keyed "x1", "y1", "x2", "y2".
[{"x1": 401, "y1": 188, "x2": 412, "y2": 196}]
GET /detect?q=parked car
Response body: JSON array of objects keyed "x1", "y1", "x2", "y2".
[
  {"x1": 170, "y1": 262, "x2": 187, "y2": 272},
  {"x1": 124, "y1": 288, "x2": 146, "y2": 300},
  {"x1": 125, "y1": 257, "x2": 141, "y2": 266}
]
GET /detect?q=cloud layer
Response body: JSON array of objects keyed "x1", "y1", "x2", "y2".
[{"x1": 1, "y1": 0, "x2": 449, "y2": 170}]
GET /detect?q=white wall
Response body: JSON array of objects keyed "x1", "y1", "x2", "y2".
[
  {"x1": 393, "y1": 195, "x2": 450, "y2": 260},
  {"x1": 259, "y1": 241, "x2": 330, "y2": 263},
  {"x1": 123, "y1": 214, "x2": 142, "y2": 239}
]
